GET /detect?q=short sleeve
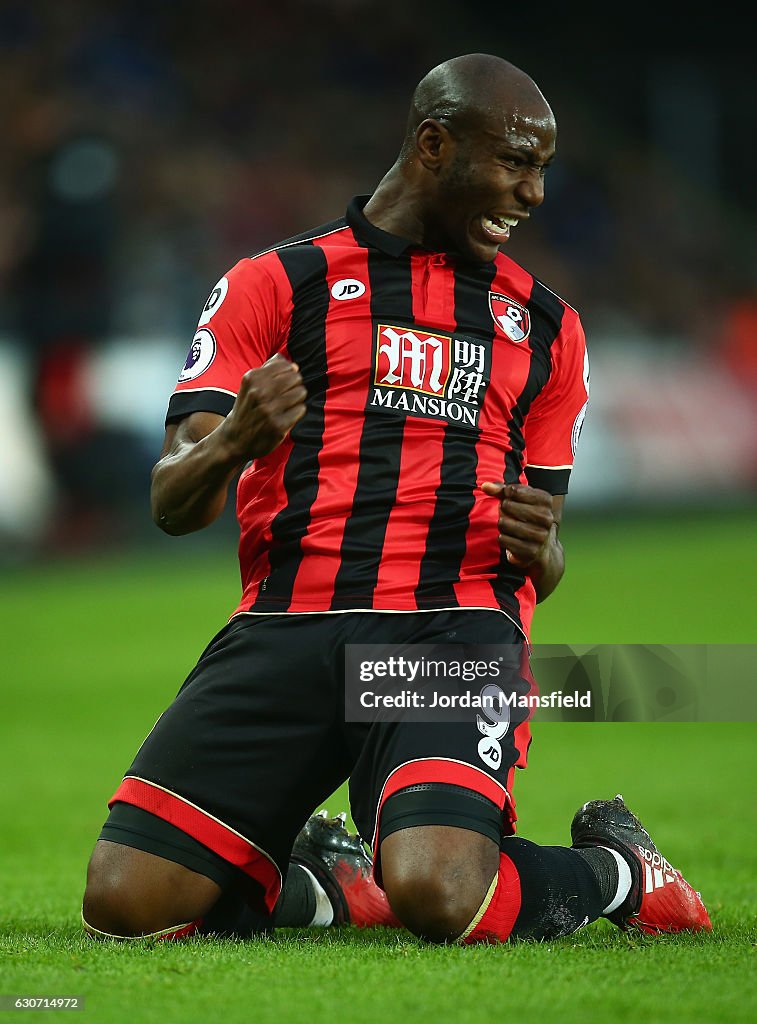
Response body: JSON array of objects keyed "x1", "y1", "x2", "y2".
[
  {"x1": 523, "y1": 313, "x2": 589, "y2": 495},
  {"x1": 166, "y1": 254, "x2": 290, "y2": 424}
]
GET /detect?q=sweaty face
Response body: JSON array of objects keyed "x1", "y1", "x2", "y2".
[{"x1": 430, "y1": 109, "x2": 557, "y2": 263}]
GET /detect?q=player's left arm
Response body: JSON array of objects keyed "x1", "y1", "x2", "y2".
[
  {"x1": 488, "y1": 306, "x2": 589, "y2": 602},
  {"x1": 481, "y1": 482, "x2": 565, "y2": 602}
]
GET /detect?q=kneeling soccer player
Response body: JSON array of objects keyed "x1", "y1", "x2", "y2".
[{"x1": 82, "y1": 53, "x2": 711, "y2": 945}]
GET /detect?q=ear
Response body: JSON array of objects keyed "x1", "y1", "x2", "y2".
[{"x1": 415, "y1": 119, "x2": 455, "y2": 171}]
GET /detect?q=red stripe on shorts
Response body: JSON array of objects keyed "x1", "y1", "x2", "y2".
[
  {"x1": 109, "y1": 776, "x2": 282, "y2": 912},
  {"x1": 371, "y1": 757, "x2": 516, "y2": 855}
]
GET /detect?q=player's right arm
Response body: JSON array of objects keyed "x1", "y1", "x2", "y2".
[
  {"x1": 151, "y1": 254, "x2": 300, "y2": 535},
  {"x1": 151, "y1": 356, "x2": 306, "y2": 535}
]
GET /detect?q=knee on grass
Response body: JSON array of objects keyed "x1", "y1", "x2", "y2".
[
  {"x1": 379, "y1": 822, "x2": 499, "y2": 944},
  {"x1": 382, "y1": 864, "x2": 487, "y2": 944},
  {"x1": 82, "y1": 840, "x2": 221, "y2": 939}
]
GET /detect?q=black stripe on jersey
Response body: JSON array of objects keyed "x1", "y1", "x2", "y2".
[
  {"x1": 250, "y1": 243, "x2": 330, "y2": 610},
  {"x1": 415, "y1": 262, "x2": 497, "y2": 607},
  {"x1": 330, "y1": 251, "x2": 413, "y2": 608},
  {"x1": 503, "y1": 280, "x2": 565, "y2": 486},
  {"x1": 493, "y1": 279, "x2": 565, "y2": 613}
]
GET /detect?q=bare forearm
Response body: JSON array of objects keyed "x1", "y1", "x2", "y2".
[
  {"x1": 151, "y1": 357, "x2": 307, "y2": 535},
  {"x1": 151, "y1": 428, "x2": 245, "y2": 535},
  {"x1": 529, "y1": 527, "x2": 565, "y2": 603}
]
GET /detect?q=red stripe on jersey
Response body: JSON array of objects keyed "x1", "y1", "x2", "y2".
[
  {"x1": 371, "y1": 417, "x2": 444, "y2": 606},
  {"x1": 109, "y1": 777, "x2": 282, "y2": 912},
  {"x1": 232, "y1": 257, "x2": 297, "y2": 607},
  {"x1": 236, "y1": 417, "x2": 295, "y2": 607},
  {"x1": 494, "y1": 252, "x2": 539, "y2": 306},
  {"x1": 241, "y1": 552, "x2": 269, "y2": 608},
  {"x1": 174, "y1": 251, "x2": 296, "y2": 403},
  {"x1": 287, "y1": 231, "x2": 370, "y2": 608},
  {"x1": 372, "y1": 254, "x2": 454, "y2": 606},
  {"x1": 412, "y1": 251, "x2": 454, "y2": 324},
  {"x1": 512, "y1": 576, "x2": 536, "y2": 649}
]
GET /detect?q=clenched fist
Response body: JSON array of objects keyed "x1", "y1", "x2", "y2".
[
  {"x1": 221, "y1": 355, "x2": 307, "y2": 461},
  {"x1": 481, "y1": 481, "x2": 556, "y2": 568}
]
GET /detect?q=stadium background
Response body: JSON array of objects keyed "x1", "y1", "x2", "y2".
[
  {"x1": 1, "y1": 0, "x2": 756, "y2": 552},
  {"x1": 1, "y1": 4, "x2": 755, "y2": 1022}
]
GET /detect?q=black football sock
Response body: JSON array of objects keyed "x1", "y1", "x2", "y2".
[
  {"x1": 275, "y1": 863, "x2": 336, "y2": 926},
  {"x1": 198, "y1": 888, "x2": 272, "y2": 938},
  {"x1": 200, "y1": 863, "x2": 335, "y2": 934},
  {"x1": 573, "y1": 846, "x2": 621, "y2": 909},
  {"x1": 500, "y1": 837, "x2": 606, "y2": 939},
  {"x1": 273, "y1": 864, "x2": 317, "y2": 926}
]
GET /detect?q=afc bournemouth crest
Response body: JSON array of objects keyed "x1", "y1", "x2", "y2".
[{"x1": 489, "y1": 293, "x2": 531, "y2": 344}]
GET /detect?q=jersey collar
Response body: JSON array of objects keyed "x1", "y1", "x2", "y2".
[
  {"x1": 346, "y1": 194, "x2": 499, "y2": 270},
  {"x1": 346, "y1": 195, "x2": 414, "y2": 257}
]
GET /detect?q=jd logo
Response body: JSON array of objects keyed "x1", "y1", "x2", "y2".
[
  {"x1": 331, "y1": 278, "x2": 366, "y2": 300},
  {"x1": 476, "y1": 682, "x2": 510, "y2": 770}
]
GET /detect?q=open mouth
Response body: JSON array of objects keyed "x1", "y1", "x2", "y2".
[{"x1": 480, "y1": 214, "x2": 519, "y2": 243}]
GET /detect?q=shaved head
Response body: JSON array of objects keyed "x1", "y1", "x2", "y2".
[
  {"x1": 401, "y1": 53, "x2": 553, "y2": 158},
  {"x1": 365, "y1": 53, "x2": 557, "y2": 263}
]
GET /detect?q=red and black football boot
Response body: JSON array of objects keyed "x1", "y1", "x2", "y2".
[
  {"x1": 571, "y1": 794, "x2": 712, "y2": 935},
  {"x1": 291, "y1": 811, "x2": 402, "y2": 928}
]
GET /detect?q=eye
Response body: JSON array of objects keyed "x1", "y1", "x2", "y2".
[{"x1": 500, "y1": 154, "x2": 526, "y2": 169}]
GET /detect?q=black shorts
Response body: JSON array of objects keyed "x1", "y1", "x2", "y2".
[{"x1": 101, "y1": 609, "x2": 534, "y2": 915}]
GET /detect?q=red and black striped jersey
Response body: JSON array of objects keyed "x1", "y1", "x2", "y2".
[{"x1": 168, "y1": 196, "x2": 589, "y2": 637}]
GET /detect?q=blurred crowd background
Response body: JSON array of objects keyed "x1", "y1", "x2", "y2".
[{"x1": 0, "y1": 0, "x2": 755, "y2": 560}]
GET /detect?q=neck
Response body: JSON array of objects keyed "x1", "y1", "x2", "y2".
[{"x1": 362, "y1": 163, "x2": 430, "y2": 247}]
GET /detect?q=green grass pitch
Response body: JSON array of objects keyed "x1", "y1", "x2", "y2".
[{"x1": 1, "y1": 508, "x2": 755, "y2": 1024}]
